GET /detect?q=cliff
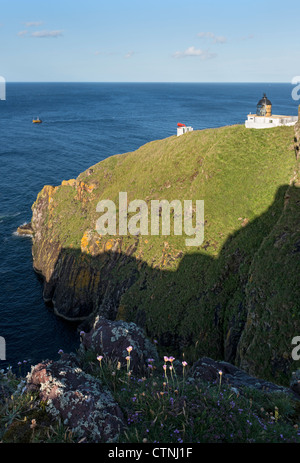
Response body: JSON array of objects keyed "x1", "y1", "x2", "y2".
[
  {"x1": 30, "y1": 124, "x2": 300, "y2": 385},
  {"x1": 294, "y1": 105, "x2": 300, "y2": 159}
]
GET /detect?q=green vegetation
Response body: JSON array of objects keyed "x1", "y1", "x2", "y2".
[
  {"x1": 0, "y1": 368, "x2": 75, "y2": 443},
  {"x1": 31, "y1": 124, "x2": 300, "y2": 385},
  {"x1": 1, "y1": 351, "x2": 300, "y2": 443}
]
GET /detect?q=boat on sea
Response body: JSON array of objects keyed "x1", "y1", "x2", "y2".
[{"x1": 32, "y1": 118, "x2": 42, "y2": 124}]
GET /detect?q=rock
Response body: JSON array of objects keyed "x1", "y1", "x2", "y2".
[
  {"x1": 16, "y1": 222, "x2": 33, "y2": 236},
  {"x1": 188, "y1": 357, "x2": 299, "y2": 398},
  {"x1": 26, "y1": 353, "x2": 124, "y2": 443},
  {"x1": 80, "y1": 317, "x2": 158, "y2": 373},
  {"x1": 290, "y1": 369, "x2": 300, "y2": 395}
]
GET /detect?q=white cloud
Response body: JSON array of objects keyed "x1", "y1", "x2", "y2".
[
  {"x1": 94, "y1": 50, "x2": 119, "y2": 56},
  {"x1": 197, "y1": 32, "x2": 227, "y2": 44},
  {"x1": 172, "y1": 46, "x2": 216, "y2": 59},
  {"x1": 25, "y1": 21, "x2": 43, "y2": 27},
  {"x1": 18, "y1": 29, "x2": 63, "y2": 38},
  {"x1": 30, "y1": 30, "x2": 63, "y2": 38},
  {"x1": 124, "y1": 51, "x2": 134, "y2": 59},
  {"x1": 17, "y1": 30, "x2": 28, "y2": 37},
  {"x1": 239, "y1": 34, "x2": 254, "y2": 41}
]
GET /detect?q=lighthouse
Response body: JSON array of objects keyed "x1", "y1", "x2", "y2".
[
  {"x1": 245, "y1": 93, "x2": 298, "y2": 129},
  {"x1": 256, "y1": 93, "x2": 272, "y2": 117}
]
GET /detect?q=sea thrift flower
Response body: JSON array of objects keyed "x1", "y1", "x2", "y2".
[
  {"x1": 30, "y1": 419, "x2": 37, "y2": 430},
  {"x1": 163, "y1": 364, "x2": 168, "y2": 382},
  {"x1": 169, "y1": 364, "x2": 175, "y2": 383},
  {"x1": 126, "y1": 355, "x2": 131, "y2": 372},
  {"x1": 218, "y1": 370, "x2": 223, "y2": 389}
]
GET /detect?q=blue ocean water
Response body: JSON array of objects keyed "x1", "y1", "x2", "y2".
[{"x1": 0, "y1": 82, "x2": 298, "y2": 371}]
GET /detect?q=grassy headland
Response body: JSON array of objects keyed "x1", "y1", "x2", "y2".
[{"x1": 30, "y1": 123, "x2": 300, "y2": 385}]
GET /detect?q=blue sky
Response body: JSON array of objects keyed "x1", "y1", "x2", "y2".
[{"x1": 1, "y1": 0, "x2": 300, "y2": 82}]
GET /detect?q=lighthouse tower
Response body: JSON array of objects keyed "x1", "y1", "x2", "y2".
[{"x1": 256, "y1": 93, "x2": 272, "y2": 117}]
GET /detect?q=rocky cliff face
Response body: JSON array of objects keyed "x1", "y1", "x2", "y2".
[
  {"x1": 31, "y1": 182, "x2": 139, "y2": 322},
  {"x1": 295, "y1": 106, "x2": 300, "y2": 159},
  {"x1": 30, "y1": 125, "x2": 300, "y2": 385}
]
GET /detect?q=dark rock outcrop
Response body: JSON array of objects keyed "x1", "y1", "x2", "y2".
[
  {"x1": 188, "y1": 357, "x2": 299, "y2": 399},
  {"x1": 16, "y1": 222, "x2": 33, "y2": 236},
  {"x1": 290, "y1": 369, "x2": 300, "y2": 396},
  {"x1": 26, "y1": 353, "x2": 125, "y2": 443},
  {"x1": 80, "y1": 317, "x2": 159, "y2": 373}
]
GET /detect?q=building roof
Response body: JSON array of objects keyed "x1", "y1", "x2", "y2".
[
  {"x1": 257, "y1": 93, "x2": 272, "y2": 106},
  {"x1": 248, "y1": 114, "x2": 295, "y2": 119}
]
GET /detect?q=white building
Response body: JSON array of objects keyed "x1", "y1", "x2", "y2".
[
  {"x1": 245, "y1": 114, "x2": 298, "y2": 129},
  {"x1": 177, "y1": 123, "x2": 193, "y2": 136},
  {"x1": 245, "y1": 93, "x2": 298, "y2": 129}
]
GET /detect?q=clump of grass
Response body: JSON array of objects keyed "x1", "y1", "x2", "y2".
[
  {"x1": 79, "y1": 347, "x2": 300, "y2": 444},
  {"x1": 0, "y1": 365, "x2": 75, "y2": 443},
  {"x1": 2, "y1": 349, "x2": 300, "y2": 443}
]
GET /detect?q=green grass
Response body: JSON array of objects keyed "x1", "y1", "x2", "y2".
[{"x1": 2, "y1": 351, "x2": 300, "y2": 444}]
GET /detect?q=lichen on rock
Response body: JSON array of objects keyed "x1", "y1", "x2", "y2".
[
  {"x1": 26, "y1": 353, "x2": 125, "y2": 443},
  {"x1": 80, "y1": 317, "x2": 158, "y2": 373}
]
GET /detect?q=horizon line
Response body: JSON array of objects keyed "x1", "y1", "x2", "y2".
[{"x1": 4, "y1": 81, "x2": 295, "y2": 85}]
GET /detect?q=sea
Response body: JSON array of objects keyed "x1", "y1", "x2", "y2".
[{"x1": 0, "y1": 82, "x2": 298, "y2": 372}]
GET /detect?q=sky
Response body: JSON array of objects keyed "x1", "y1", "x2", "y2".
[{"x1": 1, "y1": 0, "x2": 300, "y2": 82}]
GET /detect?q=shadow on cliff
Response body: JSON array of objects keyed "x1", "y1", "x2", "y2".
[{"x1": 36, "y1": 184, "x2": 300, "y2": 378}]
